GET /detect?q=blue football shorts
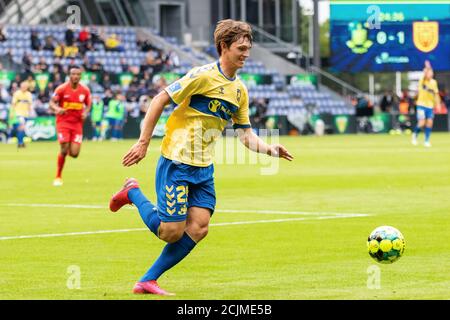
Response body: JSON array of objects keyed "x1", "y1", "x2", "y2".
[
  {"x1": 416, "y1": 106, "x2": 434, "y2": 120},
  {"x1": 155, "y1": 155, "x2": 216, "y2": 222}
]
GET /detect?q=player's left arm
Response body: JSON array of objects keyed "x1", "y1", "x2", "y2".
[
  {"x1": 434, "y1": 81, "x2": 441, "y2": 111},
  {"x1": 236, "y1": 128, "x2": 293, "y2": 161},
  {"x1": 233, "y1": 88, "x2": 292, "y2": 161}
]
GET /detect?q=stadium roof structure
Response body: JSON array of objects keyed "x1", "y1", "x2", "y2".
[{"x1": 0, "y1": 0, "x2": 68, "y2": 25}]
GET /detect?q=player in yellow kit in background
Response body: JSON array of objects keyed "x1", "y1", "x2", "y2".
[
  {"x1": 109, "y1": 19, "x2": 293, "y2": 295},
  {"x1": 412, "y1": 60, "x2": 441, "y2": 147},
  {"x1": 9, "y1": 81, "x2": 33, "y2": 148}
]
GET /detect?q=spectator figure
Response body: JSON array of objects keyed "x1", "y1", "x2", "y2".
[
  {"x1": 78, "y1": 27, "x2": 90, "y2": 43},
  {"x1": 0, "y1": 25, "x2": 7, "y2": 42},
  {"x1": 36, "y1": 57, "x2": 49, "y2": 72},
  {"x1": 90, "y1": 27, "x2": 105, "y2": 50},
  {"x1": 43, "y1": 35, "x2": 56, "y2": 51},
  {"x1": 102, "y1": 73, "x2": 112, "y2": 90},
  {"x1": 82, "y1": 56, "x2": 93, "y2": 72},
  {"x1": 137, "y1": 38, "x2": 158, "y2": 52},
  {"x1": 90, "y1": 94, "x2": 105, "y2": 141},
  {"x1": 437, "y1": 90, "x2": 448, "y2": 115},
  {"x1": 35, "y1": 82, "x2": 54, "y2": 116},
  {"x1": 31, "y1": 30, "x2": 41, "y2": 50},
  {"x1": 103, "y1": 88, "x2": 113, "y2": 107},
  {"x1": 22, "y1": 52, "x2": 33, "y2": 74},
  {"x1": 250, "y1": 98, "x2": 267, "y2": 134},
  {"x1": 88, "y1": 74, "x2": 104, "y2": 94},
  {"x1": 54, "y1": 41, "x2": 79, "y2": 58},
  {"x1": 9, "y1": 73, "x2": 22, "y2": 93},
  {"x1": 442, "y1": 89, "x2": 450, "y2": 112},
  {"x1": 399, "y1": 90, "x2": 414, "y2": 114},
  {"x1": 54, "y1": 42, "x2": 66, "y2": 58},
  {"x1": 105, "y1": 34, "x2": 125, "y2": 52},
  {"x1": 52, "y1": 72, "x2": 63, "y2": 88},
  {"x1": 139, "y1": 94, "x2": 150, "y2": 117},
  {"x1": 380, "y1": 91, "x2": 398, "y2": 112},
  {"x1": 25, "y1": 74, "x2": 37, "y2": 94},
  {"x1": 52, "y1": 57, "x2": 64, "y2": 76},
  {"x1": 0, "y1": 83, "x2": 10, "y2": 103},
  {"x1": 106, "y1": 92, "x2": 126, "y2": 140},
  {"x1": 0, "y1": 49, "x2": 18, "y2": 71},
  {"x1": 126, "y1": 94, "x2": 140, "y2": 118},
  {"x1": 120, "y1": 57, "x2": 130, "y2": 73},
  {"x1": 166, "y1": 50, "x2": 180, "y2": 68},
  {"x1": 90, "y1": 59, "x2": 105, "y2": 77},
  {"x1": 65, "y1": 26, "x2": 75, "y2": 46}
]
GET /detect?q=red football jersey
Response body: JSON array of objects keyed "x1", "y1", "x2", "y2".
[{"x1": 53, "y1": 82, "x2": 91, "y2": 124}]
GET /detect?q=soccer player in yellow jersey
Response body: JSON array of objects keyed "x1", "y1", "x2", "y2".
[
  {"x1": 9, "y1": 81, "x2": 33, "y2": 148},
  {"x1": 109, "y1": 19, "x2": 293, "y2": 295},
  {"x1": 412, "y1": 61, "x2": 441, "y2": 147}
]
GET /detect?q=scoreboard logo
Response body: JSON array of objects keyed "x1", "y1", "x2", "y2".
[{"x1": 413, "y1": 21, "x2": 439, "y2": 53}]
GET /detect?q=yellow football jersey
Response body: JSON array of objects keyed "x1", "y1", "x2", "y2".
[
  {"x1": 162, "y1": 62, "x2": 251, "y2": 167},
  {"x1": 12, "y1": 90, "x2": 33, "y2": 117},
  {"x1": 416, "y1": 78, "x2": 439, "y2": 109}
]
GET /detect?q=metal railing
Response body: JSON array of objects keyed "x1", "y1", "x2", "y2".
[
  {"x1": 249, "y1": 23, "x2": 303, "y2": 55},
  {"x1": 310, "y1": 66, "x2": 366, "y2": 97}
]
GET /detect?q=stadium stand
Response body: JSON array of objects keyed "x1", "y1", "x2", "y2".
[{"x1": 0, "y1": 23, "x2": 355, "y2": 140}]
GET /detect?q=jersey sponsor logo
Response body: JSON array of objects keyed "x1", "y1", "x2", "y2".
[
  {"x1": 208, "y1": 99, "x2": 221, "y2": 113},
  {"x1": 63, "y1": 101, "x2": 84, "y2": 110},
  {"x1": 208, "y1": 99, "x2": 233, "y2": 117},
  {"x1": 168, "y1": 82, "x2": 182, "y2": 93}
]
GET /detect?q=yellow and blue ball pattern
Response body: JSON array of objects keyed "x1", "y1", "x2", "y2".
[{"x1": 367, "y1": 226, "x2": 405, "y2": 264}]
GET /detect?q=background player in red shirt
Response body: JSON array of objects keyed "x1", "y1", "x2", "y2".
[{"x1": 49, "y1": 66, "x2": 91, "y2": 186}]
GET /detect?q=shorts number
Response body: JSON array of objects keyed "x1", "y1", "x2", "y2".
[
  {"x1": 74, "y1": 134, "x2": 83, "y2": 143},
  {"x1": 176, "y1": 185, "x2": 188, "y2": 203}
]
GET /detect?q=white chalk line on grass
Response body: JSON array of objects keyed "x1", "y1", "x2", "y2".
[
  {"x1": 0, "y1": 203, "x2": 371, "y2": 241},
  {"x1": 2, "y1": 203, "x2": 369, "y2": 217},
  {"x1": 0, "y1": 215, "x2": 370, "y2": 241}
]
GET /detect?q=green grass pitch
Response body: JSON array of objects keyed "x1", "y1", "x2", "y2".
[{"x1": 1, "y1": 133, "x2": 449, "y2": 299}]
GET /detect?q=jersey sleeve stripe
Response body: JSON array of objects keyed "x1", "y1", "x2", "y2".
[{"x1": 233, "y1": 123, "x2": 251, "y2": 129}]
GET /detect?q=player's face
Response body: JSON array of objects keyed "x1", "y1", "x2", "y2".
[
  {"x1": 224, "y1": 37, "x2": 251, "y2": 69},
  {"x1": 69, "y1": 69, "x2": 82, "y2": 85},
  {"x1": 425, "y1": 68, "x2": 433, "y2": 80}
]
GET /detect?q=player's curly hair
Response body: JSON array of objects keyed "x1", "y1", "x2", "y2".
[{"x1": 214, "y1": 19, "x2": 253, "y2": 56}]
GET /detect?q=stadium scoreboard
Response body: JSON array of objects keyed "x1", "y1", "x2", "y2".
[{"x1": 330, "y1": 0, "x2": 450, "y2": 72}]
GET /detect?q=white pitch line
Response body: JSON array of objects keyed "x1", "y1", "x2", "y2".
[
  {"x1": 0, "y1": 214, "x2": 370, "y2": 241},
  {"x1": 2, "y1": 203, "x2": 370, "y2": 216}
]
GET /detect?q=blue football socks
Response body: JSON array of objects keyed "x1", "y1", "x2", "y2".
[
  {"x1": 140, "y1": 232, "x2": 197, "y2": 281},
  {"x1": 128, "y1": 188, "x2": 161, "y2": 237},
  {"x1": 424, "y1": 127, "x2": 432, "y2": 142},
  {"x1": 17, "y1": 130, "x2": 25, "y2": 145},
  {"x1": 414, "y1": 126, "x2": 421, "y2": 136}
]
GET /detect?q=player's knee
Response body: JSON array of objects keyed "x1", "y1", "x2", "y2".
[
  {"x1": 188, "y1": 224, "x2": 209, "y2": 242},
  {"x1": 159, "y1": 223, "x2": 185, "y2": 243},
  {"x1": 161, "y1": 230, "x2": 184, "y2": 243},
  {"x1": 69, "y1": 152, "x2": 79, "y2": 158}
]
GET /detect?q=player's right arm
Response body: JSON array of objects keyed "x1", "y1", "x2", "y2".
[
  {"x1": 122, "y1": 67, "x2": 206, "y2": 167},
  {"x1": 122, "y1": 90, "x2": 170, "y2": 166},
  {"x1": 49, "y1": 86, "x2": 66, "y2": 115}
]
